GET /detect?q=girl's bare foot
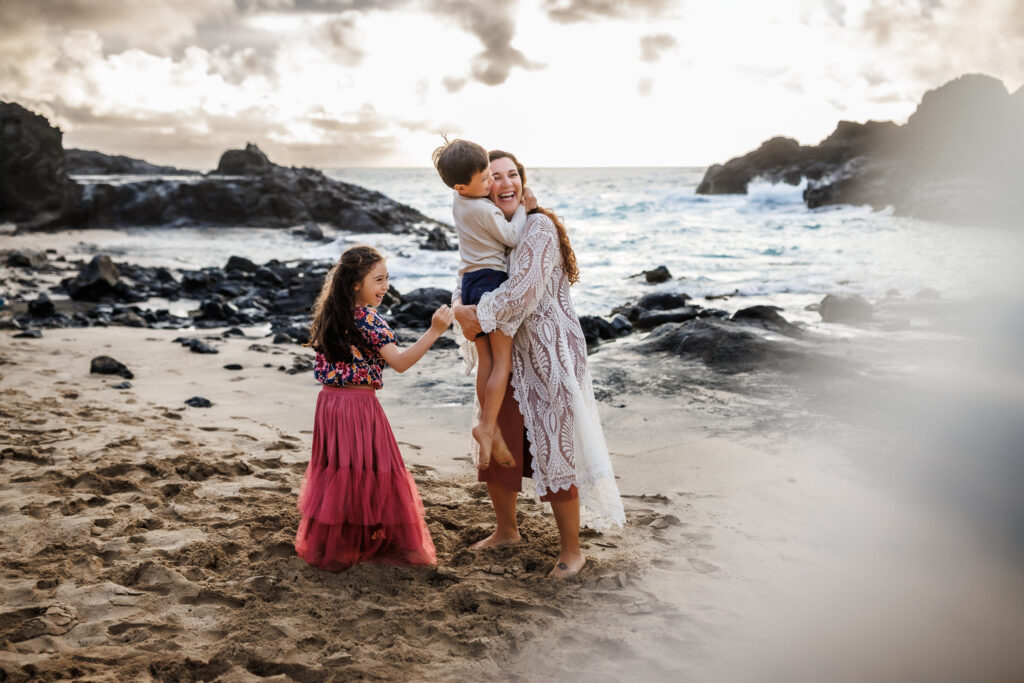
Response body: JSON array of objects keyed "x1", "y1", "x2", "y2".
[
  {"x1": 490, "y1": 430, "x2": 515, "y2": 468},
  {"x1": 470, "y1": 530, "x2": 522, "y2": 550},
  {"x1": 547, "y1": 552, "x2": 587, "y2": 579},
  {"x1": 472, "y1": 424, "x2": 492, "y2": 470}
]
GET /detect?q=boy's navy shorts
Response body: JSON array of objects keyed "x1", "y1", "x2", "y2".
[
  {"x1": 461, "y1": 268, "x2": 508, "y2": 306},
  {"x1": 462, "y1": 269, "x2": 508, "y2": 338}
]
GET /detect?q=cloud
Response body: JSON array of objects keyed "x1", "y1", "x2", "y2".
[
  {"x1": 323, "y1": 15, "x2": 366, "y2": 66},
  {"x1": 427, "y1": 0, "x2": 544, "y2": 86},
  {"x1": 542, "y1": 0, "x2": 673, "y2": 23},
  {"x1": 639, "y1": 33, "x2": 677, "y2": 63},
  {"x1": 442, "y1": 76, "x2": 467, "y2": 93},
  {"x1": 855, "y1": 0, "x2": 1024, "y2": 90}
]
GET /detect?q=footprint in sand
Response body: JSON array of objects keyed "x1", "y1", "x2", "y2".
[{"x1": 687, "y1": 557, "x2": 720, "y2": 574}]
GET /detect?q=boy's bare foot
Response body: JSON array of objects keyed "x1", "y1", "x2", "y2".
[
  {"x1": 490, "y1": 430, "x2": 515, "y2": 468},
  {"x1": 470, "y1": 531, "x2": 522, "y2": 550},
  {"x1": 547, "y1": 553, "x2": 587, "y2": 579},
  {"x1": 472, "y1": 424, "x2": 492, "y2": 470}
]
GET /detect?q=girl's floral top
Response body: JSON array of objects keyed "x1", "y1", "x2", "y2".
[{"x1": 313, "y1": 306, "x2": 396, "y2": 389}]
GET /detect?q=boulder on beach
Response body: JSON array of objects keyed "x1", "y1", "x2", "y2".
[
  {"x1": 90, "y1": 356, "x2": 134, "y2": 379},
  {"x1": 4, "y1": 249, "x2": 49, "y2": 269},
  {"x1": 819, "y1": 294, "x2": 873, "y2": 324},
  {"x1": 640, "y1": 317, "x2": 823, "y2": 374},
  {"x1": 62, "y1": 255, "x2": 147, "y2": 303}
]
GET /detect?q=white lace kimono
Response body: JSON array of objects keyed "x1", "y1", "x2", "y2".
[{"x1": 471, "y1": 214, "x2": 626, "y2": 532}]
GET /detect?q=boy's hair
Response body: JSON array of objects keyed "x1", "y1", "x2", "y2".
[
  {"x1": 306, "y1": 245, "x2": 385, "y2": 364},
  {"x1": 432, "y1": 138, "x2": 489, "y2": 188}
]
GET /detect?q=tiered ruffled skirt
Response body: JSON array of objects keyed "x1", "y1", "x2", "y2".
[{"x1": 294, "y1": 386, "x2": 436, "y2": 571}]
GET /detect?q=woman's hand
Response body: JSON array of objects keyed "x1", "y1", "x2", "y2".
[
  {"x1": 430, "y1": 304, "x2": 454, "y2": 334},
  {"x1": 523, "y1": 187, "x2": 538, "y2": 212},
  {"x1": 453, "y1": 303, "x2": 482, "y2": 340}
]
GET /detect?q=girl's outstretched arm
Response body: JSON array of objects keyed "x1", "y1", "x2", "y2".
[{"x1": 378, "y1": 304, "x2": 453, "y2": 373}]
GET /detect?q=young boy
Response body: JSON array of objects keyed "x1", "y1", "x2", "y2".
[{"x1": 432, "y1": 138, "x2": 528, "y2": 470}]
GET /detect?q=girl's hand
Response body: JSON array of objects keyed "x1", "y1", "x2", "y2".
[{"x1": 431, "y1": 304, "x2": 454, "y2": 334}]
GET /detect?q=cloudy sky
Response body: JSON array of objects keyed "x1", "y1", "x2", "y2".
[{"x1": 1, "y1": 0, "x2": 1022, "y2": 169}]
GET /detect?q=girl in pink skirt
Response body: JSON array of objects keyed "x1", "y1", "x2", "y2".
[{"x1": 295, "y1": 245, "x2": 454, "y2": 571}]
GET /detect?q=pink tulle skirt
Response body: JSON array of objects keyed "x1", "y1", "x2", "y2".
[{"x1": 294, "y1": 385, "x2": 436, "y2": 571}]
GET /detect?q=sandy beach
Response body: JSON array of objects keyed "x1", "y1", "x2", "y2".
[{"x1": 3, "y1": 317, "x2": 1022, "y2": 682}]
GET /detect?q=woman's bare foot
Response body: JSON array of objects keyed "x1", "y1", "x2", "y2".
[
  {"x1": 547, "y1": 552, "x2": 587, "y2": 579},
  {"x1": 472, "y1": 424, "x2": 492, "y2": 470},
  {"x1": 470, "y1": 530, "x2": 522, "y2": 550},
  {"x1": 490, "y1": 430, "x2": 515, "y2": 468}
]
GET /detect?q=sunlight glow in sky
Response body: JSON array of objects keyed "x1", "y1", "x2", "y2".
[{"x1": 1, "y1": 0, "x2": 1021, "y2": 169}]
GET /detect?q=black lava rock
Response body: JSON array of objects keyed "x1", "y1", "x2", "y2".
[
  {"x1": 819, "y1": 294, "x2": 873, "y2": 323},
  {"x1": 90, "y1": 355, "x2": 134, "y2": 379},
  {"x1": 635, "y1": 306, "x2": 701, "y2": 330},
  {"x1": 173, "y1": 337, "x2": 219, "y2": 354},
  {"x1": 731, "y1": 306, "x2": 804, "y2": 338},
  {"x1": 644, "y1": 265, "x2": 672, "y2": 283},
  {"x1": 13, "y1": 329, "x2": 42, "y2": 338},
  {"x1": 185, "y1": 396, "x2": 213, "y2": 408},
  {"x1": 636, "y1": 292, "x2": 692, "y2": 311}
]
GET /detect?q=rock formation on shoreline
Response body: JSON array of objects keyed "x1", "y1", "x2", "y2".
[
  {"x1": 0, "y1": 101, "x2": 447, "y2": 238},
  {"x1": 696, "y1": 74, "x2": 1024, "y2": 227},
  {"x1": 0, "y1": 102, "x2": 82, "y2": 230},
  {"x1": 64, "y1": 149, "x2": 200, "y2": 176}
]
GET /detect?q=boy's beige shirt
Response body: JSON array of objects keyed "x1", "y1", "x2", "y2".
[{"x1": 452, "y1": 192, "x2": 527, "y2": 276}]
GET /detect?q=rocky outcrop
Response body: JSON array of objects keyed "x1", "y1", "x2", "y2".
[
  {"x1": 3, "y1": 103, "x2": 447, "y2": 238},
  {"x1": 0, "y1": 101, "x2": 81, "y2": 229},
  {"x1": 76, "y1": 146, "x2": 443, "y2": 234},
  {"x1": 697, "y1": 74, "x2": 1024, "y2": 227},
  {"x1": 65, "y1": 149, "x2": 199, "y2": 176},
  {"x1": 215, "y1": 143, "x2": 271, "y2": 175}
]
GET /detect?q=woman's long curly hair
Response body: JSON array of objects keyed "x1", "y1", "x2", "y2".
[
  {"x1": 489, "y1": 150, "x2": 580, "y2": 285},
  {"x1": 306, "y1": 245, "x2": 384, "y2": 364}
]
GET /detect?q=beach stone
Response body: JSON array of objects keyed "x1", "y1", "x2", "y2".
[
  {"x1": 13, "y1": 329, "x2": 42, "y2": 338},
  {"x1": 819, "y1": 293, "x2": 873, "y2": 323},
  {"x1": 65, "y1": 254, "x2": 122, "y2": 301},
  {"x1": 174, "y1": 337, "x2": 219, "y2": 354},
  {"x1": 5, "y1": 249, "x2": 48, "y2": 269},
  {"x1": 579, "y1": 315, "x2": 617, "y2": 346},
  {"x1": 225, "y1": 255, "x2": 259, "y2": 273},
  {"x1": 636, "y1": 292, "x2": 691, "y2": 310},
  {"x1": 292, "y1": 222, "x2": 325, "y2": 241},
  {"x1": 644, "y1": 265, "x2": 672, "y2": 283},
  {"x1": 635, "y1": 306, "x2": 700, "y2": 330},
  {"x1": 223, "y1": 364, "x2": 243, "y2": 370},
  {"x1": 420, "y1": 225, "x2": 455, "y2": 250},
  {"x1": 185, "y1": 396, "x2": 213, "y2": 408},
  {"x1": 27, "y1": 293, "x2": 55, "y2": 317},
  {"x1": 112, "y1": 311, "x2": 147, "y2": 327},
  {"x1": 112, "y1": 381, "x2": 132, "y2": 389},
  {"x1": 609, "y1": 314, "x2": 633, "y2": 336},
  {"x1": 640, "y1": 318, "x2": 821, "y2": 374},
  {"x1": 731, "y1": 305, "x2": 804, "y2": 338},
  {"x1": 90, "y1": 355, "x2": 134, "y2": 379}
]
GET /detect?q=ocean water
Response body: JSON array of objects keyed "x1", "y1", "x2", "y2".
[{"x1": 46, "y1": 167, "x2": 1022, "y2": 324}]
